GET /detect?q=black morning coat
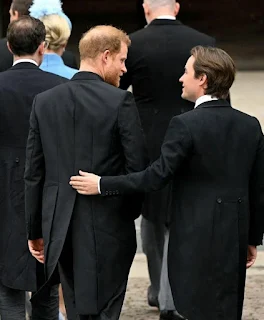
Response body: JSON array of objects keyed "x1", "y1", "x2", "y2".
[
  {"x1": 0, "y1": 37, "x2": 78, "y2": 72},
  {"x1": 100, "y1": 100, "x2": 264, "y2": 320},
  {"x1": 120, "y1": 19, "x2": 215, "y2": 224},
  {"x1": 0, "y1": 62, "x2": 66, "y2": 291},
  {"x1": 24, "y1": 72, "x2": 147, "y2": 314}
]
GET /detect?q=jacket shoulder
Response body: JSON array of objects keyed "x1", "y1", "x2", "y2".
[
  {"x1": 129, "y1": 23, "x2": 215, "y2": 45},
  {"x1": 40, "y1": 69, "x2": 68, "y2": 83}
]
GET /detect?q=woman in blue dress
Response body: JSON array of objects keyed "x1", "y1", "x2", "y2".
[{"x1": 39, "y1": 14, "x2": 78, "y2": 79}]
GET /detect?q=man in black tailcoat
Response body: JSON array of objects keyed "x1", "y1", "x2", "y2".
[
  {"x1": 71, "y1": 46, "x2": 264, "y2": 320},
  {"x1": 0, "y1": 0, "x2": 77, "y2": 72},
  {"x1": 0, "y1": 16, "x2": 67, "y2": 319},
  {"x1": 25, "y1": 25, "x2": 147, "y2": 320}
]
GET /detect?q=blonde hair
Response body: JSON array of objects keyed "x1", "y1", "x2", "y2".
[
  {"x1": 40, "y1": 14, "x2": 71, "y2": 52},
  {"x1": 79, "y1": 25, "x2": 131, "y2": 61}
]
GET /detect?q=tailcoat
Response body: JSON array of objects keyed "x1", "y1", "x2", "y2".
[
  {"x1": 0, "y1": 62, "x2": 66, "y2": 291},
  {"x1": 101, "y1": 100, "x2": 264, "y2": 320},
  {"x1": 24, "y1": 72, "x2": 147, "y2": 314}
]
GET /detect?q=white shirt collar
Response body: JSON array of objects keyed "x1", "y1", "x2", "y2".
[
  {"x1": 195, "y1": 95, "x2": 218, "y2": 108},
  {"x1": 13, "y1": 59, "x2": 38, "y2": 67},
  {"x1": 156, "y1": 15, "x2": 176, "y2": 20}
]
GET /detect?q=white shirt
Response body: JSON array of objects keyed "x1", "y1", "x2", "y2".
[
  {"x1": 13, "y1": 59, "x2": 38, "y2": 67},
  {"x1": 156, "y1": 15, "x2": 176, "y2": 20},
  {"x1": 195, "y1": 95, "x2": 218, "y2": 108}
]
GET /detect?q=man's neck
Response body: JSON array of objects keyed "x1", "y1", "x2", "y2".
[
  {"x1": 13, "y1": 55, "x2": 39, "y2": 66},
  {"x1": 79, "y1": 61, "x2": 103, "y2": 79},
  {"x1": 148, "y1": 8, "x2": 175, "y2": 23}
]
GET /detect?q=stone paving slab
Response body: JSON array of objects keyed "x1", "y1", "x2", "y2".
[{"x1": 120, "y1": 253, "x2": 264, "y2": 319}]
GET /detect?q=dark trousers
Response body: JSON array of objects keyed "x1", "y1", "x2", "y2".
[{"x1": 0, "y1": 280, "x2": 59, "y2": 320}]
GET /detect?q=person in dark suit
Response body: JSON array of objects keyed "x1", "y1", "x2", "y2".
[
  {"x1": 0, "y1": 0, "x2": 77, "y2": 72},
  {"x1": 70, "y1": 46, "x2": 264, "y2": 320},
  {"x1": 24, "y1": 25, "x2": 147, "y2": 320},
  {"x1": 119, "y1": 0, "x2": 215, "y2": 319},
  {"x1": 0, "y1": 16, "x2": 67, "y2": 320}
]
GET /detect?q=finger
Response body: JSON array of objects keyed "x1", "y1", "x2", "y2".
[
  {"x1": 36, "y1": 257, "x2": 45, "y2": 264},
  {"x1": 70, "y1": 183, "x2": 81, "y2": 188},
  {"x1": 70, "y1": 182, "x2": 85, "y2": 187},
  {"x1": 79, "y1": 170, "x2": 90, "y2": 176},
  {"x1": 70, "y1": 176, "x2": 86, "y2": 182},
  {"x1": 246, "y1": 259, "x2": 255, "y2": 269},
  {"x1": 77, "y1": 190, "x2": 88, "y2": 195}
]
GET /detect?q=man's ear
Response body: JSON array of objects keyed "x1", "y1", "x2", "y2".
[
  {"x1": 7, "y1": 42, "x2": 13, "y2": 54},
  {"x1": 174, "y1": 2, "x2": 180, "y2": 17},
  {"x1": 38, "y1": 42, "x2": 46, "y2": 56},
  {"x1": 200, "y1": 74, "x2": 208, "y2": 89},
  {"x1": 143, "y1": 2, "x2": 150, "y2": 17},
  {"x1": 102, "y1": 49, "x2": 111, "y2": 64},
  {"x1": 13, "y1": 10, "x2": 19, "y2": 20}
]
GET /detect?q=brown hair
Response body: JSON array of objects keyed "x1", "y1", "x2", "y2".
[
  {"x1": 191, "y1": 46, "x2": 236, "y2": 99},
  {"x1": 79, "y1": 25, "x2": 131, "y2": 61},
  {"x1": 11, "y1": 0, "x2": 32, "y2": 16}
]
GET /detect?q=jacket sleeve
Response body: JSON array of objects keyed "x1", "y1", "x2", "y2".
[
  {"x1": 118, "y1": 91, "x2": 148, "y2": 173},
  {"x1": 115, "y1": 91, "x2": 148, "y2": 219},
  {"x1": 24, "y1": 97, "x2": 45, "y2": 240},
  {"x1": 101, "y1": 116, "x2": 192, "y2": 195},
  {"x1": 248, "y1": 119, "x2": 264, "y2": 246}
]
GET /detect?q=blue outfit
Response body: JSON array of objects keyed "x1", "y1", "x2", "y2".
[{"x1": 40, "y1": 53, "x2": 78, "y2": 79}]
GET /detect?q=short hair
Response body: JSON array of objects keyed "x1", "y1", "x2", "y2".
[
  {"x1": 7, "y1": 16, "x2": 46, "y2": 56},
  {"x1": 79, "y1": 25, "x2": 131, "y2": 61},
  {"x1": 40, "y1": 14, "x2": 71, "y2": 51},
  {"x1": 11, "y1": 0, "x2": 32, "y2": 16},
  {"x1": 144, "y1": 0, "x2": 176, "y2": 11},
  {"x1": 191, "y1": 46, "x2": 236, "y2": 99}
]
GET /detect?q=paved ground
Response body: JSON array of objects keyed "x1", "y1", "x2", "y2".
[{"x1": 121, "y1": 252, "x2": 264, "y2": 320}]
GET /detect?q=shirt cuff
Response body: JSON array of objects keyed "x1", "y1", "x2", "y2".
[{"x1": 98, "y1": 177, "x2": 101, "y2": 194}]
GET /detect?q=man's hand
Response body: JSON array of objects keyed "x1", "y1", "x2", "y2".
[
  {"x1": 246, "y1": 245, "x2": 257, "y2": 269},
  {"x1": 70, "y1": 170, "x2": 100, "y2": 195},
  {"x1": 28, "y1": 238, "x2": 44, "y2": 264}
]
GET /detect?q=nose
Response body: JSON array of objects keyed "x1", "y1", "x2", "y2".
[
  {"x1": 122, "y1": 63, "x2": 127, "y2": 74},
  {"x1": 179, "y1": 75, "x2": 184, "y2": 83}
]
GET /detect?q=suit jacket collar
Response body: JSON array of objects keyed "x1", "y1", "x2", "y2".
[
  {"x1": 71, "y1": 71, "x2": 104, "y2": 82},
  {"x1": 148, "y1": 19, "x2": 182, "y2": 27},
  {"x1": 10, "y1": 62, "x2": 40, "y2": 71},
  {"x1": 196, "y1": 99, "x2": 231, "y2": 109}
]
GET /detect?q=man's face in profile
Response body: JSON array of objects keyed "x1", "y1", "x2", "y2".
[{"x1": 105, "y1": 42, "x2": 128, "y2": 87}]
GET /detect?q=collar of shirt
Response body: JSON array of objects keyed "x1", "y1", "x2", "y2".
[
  {"x1": 195, "y1": 95, "x2": 218, "y2": 108},
  {"x1": 156, "y1": 15, "x2": 176, "y2": 20},
  {"x1": 13, "y1": 59, "x2": 38, "y2": 67}
]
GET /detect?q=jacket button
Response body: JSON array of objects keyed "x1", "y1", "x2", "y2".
[
  {"x1": 106, "y1": 191, "x2": 109, "y2": 195},
  {"x1": 15, "y1": 157, "x2": 19, "y2": 163},
  {"x1": 238, "y1": 198, "x2": 242, "y2": 203},
  {"x1": 217, "y1": 198, "x2": 222, "y2": 204},
  {"x1": 109, "y1": 191, "x2": 112, "y2": 195},
  {"x1": 154, "y1": 108, "x2": 159, "y2": 114}
]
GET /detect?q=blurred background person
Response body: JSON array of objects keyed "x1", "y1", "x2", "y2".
[
  {"x1": 39, "y1": 14, "x2": 78, "y2": 79},
  {"x1": 29, "y1": 0, "x2": 78, "y2": 79},
  {"x1": 0, "y1": 16, "x2": 67, "y2": 320},
  {"x1": 0, "y1": 0, "x2": 78, "y2": 72}
]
